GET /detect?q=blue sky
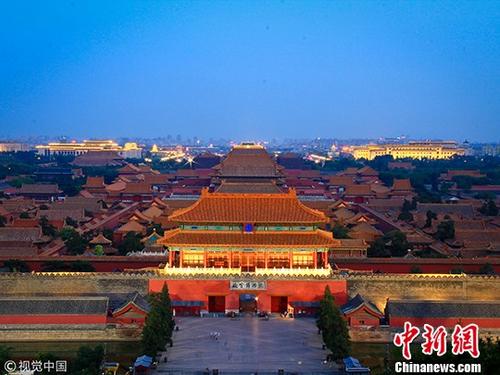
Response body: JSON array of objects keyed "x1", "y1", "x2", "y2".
[{"x1": 0, "y1": 1, "x2": 499, "y2": 141}]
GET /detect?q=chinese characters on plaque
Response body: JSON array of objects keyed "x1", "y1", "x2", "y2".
[{"x1": 230, "y1": 280, "x2": 267, "y2": 290}]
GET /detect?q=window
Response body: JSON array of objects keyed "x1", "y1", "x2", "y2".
[
  {"x1": 292, "y1": 253, "x2": 314, "y2": 268},
  {"x1": 183, "y1": 252, "x2": 204, "y2": 267},
  {"x1": 268, "y1": 252, "x2": 289, "y2": 268}
]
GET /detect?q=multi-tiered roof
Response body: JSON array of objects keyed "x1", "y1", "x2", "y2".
[
  {"x1": 213, "y1": 143, "x2": 283, "y2": 179},
  {"x1": 161, "y1": 189, "x2": 339, "y2": 249},
  {"x1": 169, "y1": 189, "x2": 327, "y2": 224}
]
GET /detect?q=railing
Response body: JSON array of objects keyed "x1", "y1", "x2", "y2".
[
  {"x1": 162, "y1": 266, "x2": 242, "y2": 276},
  {"x1": 161, "y1": 265, "x2": 332, "y2": 278},
  {"x1": 255, "y1": 266, "x2": 332, "y2": 277}
]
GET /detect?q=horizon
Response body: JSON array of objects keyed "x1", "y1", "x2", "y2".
[{"x1": 1, "y1": 1, "x2": 499, "y2": 142}]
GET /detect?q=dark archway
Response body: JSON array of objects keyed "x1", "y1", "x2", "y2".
[{"x1": 239, "y1": 293, "x2": 257, "y2": 313}]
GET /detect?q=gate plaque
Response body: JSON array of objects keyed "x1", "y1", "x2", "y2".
[{"x1": 230, "y1": 280, "x2": 267, "y2": 290}]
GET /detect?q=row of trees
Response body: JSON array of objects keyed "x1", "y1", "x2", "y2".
[
  {"x1": 317, "y1": 286, "x2": 350, "y2": 361},
  {"x1": 142, "y1": 284, "x2": 175, "y2": 357},
  {"x1": 367, "y1": 230, "x2": 412, "y2": 257}
]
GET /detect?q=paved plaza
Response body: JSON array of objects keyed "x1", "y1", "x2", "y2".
[{"x1": 155, "y1": 317, "x2": 339, "y2": 374}]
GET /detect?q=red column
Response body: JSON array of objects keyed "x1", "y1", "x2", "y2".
[
  {"x1": 289, "y1": 251, "x2": 293, "y2": 269},
  {"x1": 313, "y1": 251, "x2": 317, "y2": 269},
  {"x1": 323, "y1": 251, "x2": 328, "y2": 268},
  {"x1": 264, "y1": 251, "x2": 268, "y2": 269},
  {"x1": 169, "y1": 250, "x2": 173, "y2": 267},
  {"x1": 204, "y1": 250, "x2": 208, "y2": 267},
  {"x1": 228, "y1": 251, "x2": 232, "y2": 268}
]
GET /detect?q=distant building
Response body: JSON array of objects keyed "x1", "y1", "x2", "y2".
[
  {"x1": 16, "y1": 184, "x2": 62, "y2": 201},
  {"x1": 36, "y1": 140, "x2": 142, "y2": 159},
  {"x1": 351, "y1": 141, "x2": 465, "y2": 160},
  {"x1": 0, "y1": 142, "x2": 29, "y2": 152}
]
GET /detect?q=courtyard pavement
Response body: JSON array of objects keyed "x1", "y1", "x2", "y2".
[{"x1": 155, "y1": 316, "x2": 339, "y2": 374}]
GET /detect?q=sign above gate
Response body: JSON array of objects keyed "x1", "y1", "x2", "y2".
[{"x1": 230, "y1": 280, "x2": 267, "y2": 290}]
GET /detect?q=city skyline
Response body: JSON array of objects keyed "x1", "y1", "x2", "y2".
[{"x1": 1, "y1": 1, "x2": 499, "y2": 141}]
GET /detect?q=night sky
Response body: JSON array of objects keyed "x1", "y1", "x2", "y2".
[{"x1": 1, "y1": 1, "x2": 499, "y2": 141}]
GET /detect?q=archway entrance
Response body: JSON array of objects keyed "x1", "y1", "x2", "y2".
[{"x1": 239, "y1": 293, "x2": 257, "y2": 313}]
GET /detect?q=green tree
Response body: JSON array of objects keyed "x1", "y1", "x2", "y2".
[
  {"x1": 479, "y1": 199, "x2": 499, "y2": 216},
  {"x1": 436, "y1": 220, "x2": 455, "y2": 241},
  {"x1": 142, "y1": 284, "x2": 174, "y2": 357},
  {"x1": 398, "y1": 200, "x2": 414, "y2": 222},
  {"x1": 0, "y1": 345, "x2": 12, "y2": 366},
  {"x1": 60, "y1": 226, "x2": 78, "y2": 241},
  {"x1": 398, "y1": 210, "x2": 413, "y2": 222},
  {"x1": 118, "y1": 232, "x2": 144, "y2": 255},
  {"x1": 102, "y1": 228, "x2": 113, "y2": 240},
  {"x1": 367, "y1": 238, "x2": 391, "y2": 257},
  {"x1": 65, "y1": 231, "x2": 88, "y2": 255},
  {"x1": 94, "y1": 244, "x2": 105, "y2": 256},
  {"x1": 39, "y1": 216, "x2": 57, "y2": 237},
  {"x1": 4, "y1": 259, "x2": 30, "y2": 272},
  {"x1": 317, "y1": 286, "x2": 350, "y2": 361},
  {"x1": 0, "y1": 214, "x2": 6, "y2": 227},
  {"x1": 332, "y1": 223, "x2": 350, "y2": 239},
  {"x1": 65, "y1": 216, "x2": 79, "y2": 228},
  {"x1": 37, "y1": 352, "x2": 58, "y2": 375},
  {"x1": 8, "y1": 176, "x2": 35, "y2": 188},
  {"x1": 71, "y1": 345, "x2": 104, "y2": 375},
  {"x1": 401, "y1": 199, "x2": 413, "y2": 212},
  {"x1": 424, "y1": 210, "x2": 437, "y2": 228},
  {"x1": 479, "y1": 263, "x2": 496, "y2": 275},
  {"x1": 385, "y1": 230, "x2": 411, "y2": 257},
  {"x1": 367, "y1": 231, "x2": 411, "y2": 257}
]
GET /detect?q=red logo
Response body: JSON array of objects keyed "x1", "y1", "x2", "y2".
[
  {"x1": 393, "y1": 322, "x2": 420, "y2": 360},
  {"x1": 451, "y1": 323, "x2": 480, "y2": 358},
  {"x1": 421, "y1": 324, "x2": 447, "y2": 356},
  {"x1": 394, "y1": 322, "x2": 480, "y2": 360}
]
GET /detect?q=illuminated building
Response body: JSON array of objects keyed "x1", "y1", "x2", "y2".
[
  {"x1": 155, "y1": 188, "x2": 347, "y2": 315},
  {"x1": 0, "y1": 142, "x2": 29, "y2": 152},
  {"x1": 150, "y1": 144, "x2": 360, "y2": 315},
  {"x1": 161, "y1": 189, "x2": 337, "y2": 271},
  {"x1": 350, "y1": 141, "x2": 465, "y2": 160},
  {"x1": 35, "y1": 140, "x2": 142, "y2": 159}
]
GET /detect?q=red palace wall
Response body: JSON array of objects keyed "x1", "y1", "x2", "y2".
[
  {"x1": 149, "y1": 278, "x2": 347, "y2": 314},
  {"x1": 0, "y1": 314, "x2": 107, "y2": 325},
  {"x1": 333, "y1": 257, "x2": 500, "y2": 274},
  {"x1": 389, "y1": 317, "x2": 500, "y2": 329}
]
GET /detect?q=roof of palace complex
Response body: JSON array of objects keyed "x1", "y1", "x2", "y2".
[
  {"x1": 0, "y1": 296, "x2": 109, "y2": 315},
  {"x1": 386, "y1": 300, "x2": 500, "y2": 318},
  {"x1": 213, "y1": 144, "x2": 283, "y2": 178},
  {"x1": 161, "y1": 228, "x2": 339, "y2": 248},
  {"x1": 215, "y1": 180, "x2": 283, "y2": 194},
  {"x1": 168, "y1": 189, "x2": 329, "y2": 224}
]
